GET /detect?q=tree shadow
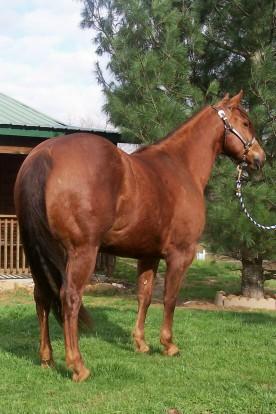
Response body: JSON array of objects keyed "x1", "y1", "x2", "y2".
[
  {"x1": 86, "y1": 305, "x2": 133, "y2": 347},
  {"x1": 228, "y1": 310, "x2": 276, "y2": 325},
  {"x1": 0, "y1": 304, "x2": 133, "y2": 379},
  {"x1": 183, "y1": 307, "x2": 276, "y2": 324}
]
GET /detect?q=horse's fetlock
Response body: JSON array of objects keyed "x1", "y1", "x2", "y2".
[
  {"x1": 160, "y1": 329, "x2": 172, "y2": 344},
  {"x1": 133, "y1": 328, "x2": 144, "y2": 341}
]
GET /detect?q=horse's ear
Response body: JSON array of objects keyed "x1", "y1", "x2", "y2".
[
  {"x1": 223, "y1": 93, "x2": 230, "y2": 101},
  {"x1": 229, "y1": 90, "x2": 243, "y2": 108},
  {"x1": 217, "y1": 93, "x2": 230, "y2": 106}
]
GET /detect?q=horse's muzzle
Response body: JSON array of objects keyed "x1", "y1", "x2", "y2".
[
  {"x1": 247, "y1": 151, "x2": 266, "y2": 171},
  {"x1": 253, "y1": 155, "x2": 264, "y2": 170}
]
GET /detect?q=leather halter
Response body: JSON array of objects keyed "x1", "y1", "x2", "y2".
[
  {"x1": 212, "y1": 106, "x2": 256, "y2": 159},
  {"x1": 212, "y1": 106, "x2": 275, "y2": 231}
]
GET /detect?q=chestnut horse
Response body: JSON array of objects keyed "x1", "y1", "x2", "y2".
[{"x1": 14, "y1": 91, "x2": 265, "y2": 382}]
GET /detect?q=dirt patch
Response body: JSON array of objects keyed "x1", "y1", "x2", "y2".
[
  {"x1": 0, "y1": 289, "x2": 33, "y2": 305},
  {"x1": 0, "y1": 279, "x2": 34, "y2": 293}
]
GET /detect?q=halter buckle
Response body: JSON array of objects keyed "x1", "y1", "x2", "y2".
[
  {"x1": 217, "y1": 109, "x2": 226, "y2": 119},
  {"x1": 237, "y1": 165, "x2": 243, "y2": 182},
  {"x1": 237, "y1": 162, "x2": 249, "y2": 183}
]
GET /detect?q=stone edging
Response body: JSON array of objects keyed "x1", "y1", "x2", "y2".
[{"x1": 215, "y1": 291, "x2": 276, "y2": 311}]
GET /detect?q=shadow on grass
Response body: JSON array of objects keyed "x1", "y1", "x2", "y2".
[
  {"x1": 0, "y1": 304, "x2": 132, "y2": 378},
  {"x1": 88, "y1": 305, "x2": 133, "y2": 346},
  {"x1": 182, "y1": 307, "x2": 276, "y2": 325},
  {"x1": 227, "y1": 310, "x2": 276, "y2": 325}
]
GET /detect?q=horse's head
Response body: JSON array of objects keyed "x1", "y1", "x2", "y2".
[{"x1": 214, "y1": 91, "x2": 265, "y2": 171}]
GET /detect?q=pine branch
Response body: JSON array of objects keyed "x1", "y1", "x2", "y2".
[
  {"x1": 268, "y1": 0, "x2": 276, "y2": 45},
  {"x1": 202, "y1": 33, "x2": 249, "y2": 59},
  {"x1": 137, "y1": 55, "x2": 164, "y2": 131},
  {"x1": 96, "y1": 62, "x2": 111, "y2": 92},
  {"x1": 250, "y1": 84, "x2": 276, "y2": 136},
  {"x1": 232, "y1": 0, "x2": 250, "y2": 17}
]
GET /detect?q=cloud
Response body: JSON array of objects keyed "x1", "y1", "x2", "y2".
[{"x1": 0, "y1": 0, "x2": 111, "y2": 129}]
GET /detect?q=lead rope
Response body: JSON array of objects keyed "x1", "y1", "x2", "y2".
[{"x1": 235, "y1": 164, "x2": 276, "y2": 230}]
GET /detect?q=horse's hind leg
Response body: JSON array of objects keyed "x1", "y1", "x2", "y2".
[
  {"x1": 160, "y1": 246, "x2": 195, "y2": 356},
  {"x1": 34, "y1": 284, "x2": 54, "y2": 367},
  {"x1": 133, "y1": 257, "x2": 159, "y2": 353},
  {"x1": 61, "y1": 245, "x2": 98, "y2": 382}
]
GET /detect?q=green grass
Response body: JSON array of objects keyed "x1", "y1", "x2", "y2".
[
  {"x1": 0, "y1": 292, "x2": 276, "y2": 414},
  {"x1": 0, "y1": 260, "x2": 275, "y2": 413},
  {"x1": 113, "y1": 258, "x2": 276, "y2": 300},
  {"x1": 182, "y1": 260, "x2": 241, "y2": 301}
]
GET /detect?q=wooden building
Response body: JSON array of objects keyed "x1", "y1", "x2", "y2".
[{"x1": 0, "y1": 92, "x2": 120, "y2": 275}]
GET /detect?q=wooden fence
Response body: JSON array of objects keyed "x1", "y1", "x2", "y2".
[{"x1": 0, "y1": 215, "x2": 29, "y2": 275}]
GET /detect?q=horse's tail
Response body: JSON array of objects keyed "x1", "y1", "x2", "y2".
[{"x1": 14, "y1": 150, "x2": 92, "y2": 329}]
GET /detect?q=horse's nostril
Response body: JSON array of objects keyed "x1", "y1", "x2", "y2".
[{"x1": 253, "y1": 156, "x2": 262, "y2": 170}]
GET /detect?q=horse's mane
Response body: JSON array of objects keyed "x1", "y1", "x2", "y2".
[
  {"x1": 133, "y1": 106, "x2": 208, "y2": 154},
  {"x1": 133, "y1": 103, "x2": 251, "y2": 155}
]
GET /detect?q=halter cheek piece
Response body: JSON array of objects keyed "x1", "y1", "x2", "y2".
[{"x1": 212, "y1": 106, "x2": 256, "y2": 160}]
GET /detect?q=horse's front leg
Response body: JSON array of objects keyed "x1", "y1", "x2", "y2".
[
  {"x1": 133, "y1": 257, "x2": 159, "y2": 353},
  {"x1": 161, "y1": 246, "x2": 196, "y2": 356}
]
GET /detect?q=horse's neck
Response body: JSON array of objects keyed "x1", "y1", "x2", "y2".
[{"x1": 159, "y1": 107, "x2": 224, "y2": 191}]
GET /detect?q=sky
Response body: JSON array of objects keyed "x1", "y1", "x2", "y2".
[{"x1": 0, "y1": 0, "x2": 110, "y2": 129}]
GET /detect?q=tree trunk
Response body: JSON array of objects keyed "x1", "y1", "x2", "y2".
[{"x1": 241, "y1": 256, "x2": 264, "y2": 299}]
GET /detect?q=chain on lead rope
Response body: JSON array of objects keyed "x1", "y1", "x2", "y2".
[{"x1": 235, "y1": 163, "x2": 276, "y2": 231}]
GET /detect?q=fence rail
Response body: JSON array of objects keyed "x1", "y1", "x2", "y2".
[
  {"x1": 0, "y1": 215, "x2": 115, "y2": 278},
  {"x1": 0, "y1": 215, "x2": 29, "y2": 274}
]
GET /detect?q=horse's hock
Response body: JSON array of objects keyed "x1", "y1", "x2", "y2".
[{"x1": 215, "y1": 291, "x2": 276, "y2": 310}]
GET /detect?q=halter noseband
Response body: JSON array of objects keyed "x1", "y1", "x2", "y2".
[{"x1": 212, "y1": 106, "x2": 256, "y2": 159}]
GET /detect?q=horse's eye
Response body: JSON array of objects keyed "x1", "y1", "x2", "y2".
[{"x1": 243, "y1": 122, "x2": 249, "y2": 127}]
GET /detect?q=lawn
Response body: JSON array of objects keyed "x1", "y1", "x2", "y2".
[
  {"x1": 112, "y1": 257, "x2": 276, "y2": 300},
  {"x1": 0, "y1": 259, "x2": 275, "y2": 414}
]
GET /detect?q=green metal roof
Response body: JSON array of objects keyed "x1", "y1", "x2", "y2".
[
  {"x1": 0, "y1": 93, "x2": 119, "y2": 141},
  {"x1": 0, "y1": 92, "x2": 67, "y2": 129}
]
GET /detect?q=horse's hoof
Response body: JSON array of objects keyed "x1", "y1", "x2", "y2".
[
  {"x1": 136, "y1": 344, "x2": 150, "y2": 353},
  {"x1": 163, "y1": 345, "x2": 180, "y2": 357},
  {"x1": 134, "y1": 337, "x2": 150, "y2": 353},
  {"x1": 72, "y1": 367, "x2": 91, "y2": 382},
  {"x1": 41, "y1": 359, "x2": 55, "y2": 368}
]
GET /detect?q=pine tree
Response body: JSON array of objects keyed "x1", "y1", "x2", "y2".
[
  {"x1": 198, "y1": 0, "x2": 276, "y2": 298},
  {"x1": 80, "y1": 0, "x2": 204, "y2": 143},
  {"x1": 80, "y1": 0, "x2": 276, "y2": 298}
]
